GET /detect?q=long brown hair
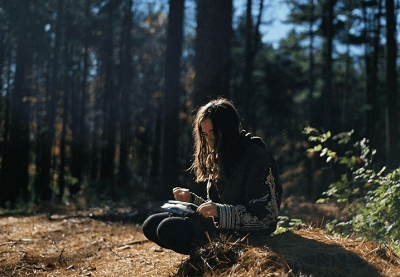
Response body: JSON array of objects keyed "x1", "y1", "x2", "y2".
[{"x1": 190, "y1": 98, "x2": 242, "y2": 182}]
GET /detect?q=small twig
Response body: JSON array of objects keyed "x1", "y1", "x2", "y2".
[
  {"x1": 59, "y1": 248, "x2": 66, "y2": 266},
  {"x1": 122, "y1": 239, "x2": 149, "y2": 246},
  {"x1": 1, "y1": 239, "x2": 35, "y2": 247},
  {"x1": 0, "y1": 242, "x2": 14, "y2": 247},
  {"x1": 109, "y1": 247, "x2": 124, "y2": 260},
  {"x1": 234, "y1": 232, "x2": 251, "y2": 244},
  {"x1": 188, "y1": 262, "x2": 198, "y2": 271},
  {"x1": 200, "y1": 256, "x2": 213, "y2": 270},
  {"x1": 79, "y1": 265, "x2": 96, "y2": 274},
  {"x1": 205, "y1": 231, "x2": 212, "y2": 243}
]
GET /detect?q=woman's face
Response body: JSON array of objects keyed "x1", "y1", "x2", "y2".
[{"x1": 200, "y1": 119, "x2": 215, "y2": 148}]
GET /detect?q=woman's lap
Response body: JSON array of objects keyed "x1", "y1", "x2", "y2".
[{"x1": 142, "y1": 212, "x2": 217, "y2": 255}]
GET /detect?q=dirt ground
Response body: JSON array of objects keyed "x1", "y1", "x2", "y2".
[
  {"x1": 0, "y1": 205, "x2": 185, "y2": 277},
  {"x1": 0, "y1": 200, "x2": 386, "y2": 277}
]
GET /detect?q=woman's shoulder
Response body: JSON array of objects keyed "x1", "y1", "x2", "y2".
[{"x1": 240, "y1": 135, "x2": 275, "y2": 164}]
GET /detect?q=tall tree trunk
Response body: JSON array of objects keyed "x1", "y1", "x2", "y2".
[
  {"x1": 69, "y1": 41, "x2": 82, "y2": 195},
  {"x1": 341, "y1": 0, "x2": 352, "y2": 131},
  {"x1": 117, "y1": 0, "x2": 134, "y2": 192},
  {"x1": 193, "y1": 0, "x2": 233, "y2": 107},
  {"x1": 58, "y1": 69, "x2": 69, "y2": 201},
  {"x1": 149, "y1": 100, "x2": 163, "y2": 199},
  {"x1": 90, "y1": 94, "x2": 102, "y2": 181},
  {"x1": 321, "y1": 0, "x2": 336, "y2": 131},
  {"x1": 79, "y1": 0, "x2": 91, "y2": 183},
  {"x1": 2, "y1": 44, "x2": 12, "y2": 169},
  {"x1": 253, "y1": 0, "x2": 263, "y2": 62},
  {"x1": 59, "y1": 24, "x2": 76, "y2": 200},
  {"x1": 308, "y1": 0, "x2": 315, "y2": 127},
  {"x1": 242, "y1": 0, "x2": 264, "y2": 132},
  {"x1": 242, "y1": 0, "x2": 253, "y2": 130},
  {"x1": 306, "y1": 0, "x2": 316, "y2": 200},
  {"x1": 100, "y1": 8, "x2": 117, "y2": 184},
  {"x1": 385, "y1": 0, "x2": 399, "y2": 168},
  {"x1": 34, "y1": 0, "x2": 64, "y2": 202},
  {"x1": 0, "y1": 17, "x2": 4, "y2": 122},
  {"x1": 157, "y1": 0, "x2": 185, "y2": 200},
  {"x1": 0, "y1": 3, "x2": 31, "y2": 207},
  {"x1": 1, "y1": 27, "x2": 12, "y2": 167},
  {"x1": 69, "y1": 0, "x2": 91, "y2": 195},
  {"x1": 365, "y1": 0, "x2": 382, "y2": 154}
]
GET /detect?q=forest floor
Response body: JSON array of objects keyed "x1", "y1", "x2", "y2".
[{"x1": 1, "y1": 199, "x2": 399, "y2": 277}]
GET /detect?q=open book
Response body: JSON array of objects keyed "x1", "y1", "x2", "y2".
[{"x1": 161, "y1": 200, "x2": 198, "y2": 215}]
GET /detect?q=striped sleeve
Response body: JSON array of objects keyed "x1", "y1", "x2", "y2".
[{"x1": 215, "y1": 167, "x2": 279, "y2": 232}]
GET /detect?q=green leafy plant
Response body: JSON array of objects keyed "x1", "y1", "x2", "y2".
[
  {"x1": 273, "y1": 216, "x2": 306, "y2": 235},
  {"x1": 303, "y1": 127, "x2": 400, "y2": 254}
]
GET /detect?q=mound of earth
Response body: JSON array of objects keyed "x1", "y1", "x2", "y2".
[{"x1": 173, "y1": 226, "x2": 400, "y2": 277}]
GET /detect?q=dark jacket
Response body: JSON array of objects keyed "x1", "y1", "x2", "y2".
[{"x1": 191, "y1": 132, "x2": 282, "y2": 233}]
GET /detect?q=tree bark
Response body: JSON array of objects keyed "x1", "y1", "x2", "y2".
[
  {"x1": 100, "y1": 7, "x2": 117, "y2": 183},
  {"x1": 364, "y1": 0, "x2": 382, "y2": 154},
  {"x1": 157, "y1": 0, "x2": 185, "y2": 200},
  {"x1": 70, "y1": 0, "x2": 91, "y2": 195},
  {"x1": 117, "y1": 0, "x2": 134, "y2": 192},
  {"x1": 0, "y1": 1, "x2": 31, "y2": 207},
  {"x1": 242, "y1": 0, "x2": 253, "y2": 130},
  {"x1": 34, "y1": 0, "x2": 64, "y2": 203},
  {"x1": 193, "y1": 0, "x2": 233, "y2": 108},
  {"x1": 321, "y1": 0, "x2": 336, "y2": 131},
  {"x1": 385, "y1": 0, "x2": 399, "y2": 168}
]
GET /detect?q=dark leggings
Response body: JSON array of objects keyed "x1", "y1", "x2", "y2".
[{"x1": 142, "y1": 212, "x2": 215, "y2": 255}]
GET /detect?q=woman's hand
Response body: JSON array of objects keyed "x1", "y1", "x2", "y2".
[
  {"x1": 172, "y1": 187, "x2": 192, "y2": 202},
  {"x1": 197, "y1": 201, "x2": 219, "y2": 218}
]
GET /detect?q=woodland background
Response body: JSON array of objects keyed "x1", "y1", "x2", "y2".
[{"x1": 0, "y1": 0, "x2": 399, "y2": 210}]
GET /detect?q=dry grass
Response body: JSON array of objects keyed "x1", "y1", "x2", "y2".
[
  {"x1": 174, "y1": 227, "x2": 400, "y2": 277},
  {"x1": 1, "y1": 204, "x2": 400, "y2": 277}
]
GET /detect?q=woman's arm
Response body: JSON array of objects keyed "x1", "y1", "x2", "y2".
[
  {"x1": 215, "y1": 162, "x2": 281, "y2": 233},
  {"x1": 191, "y1": 193, "x2": 206, "y2": 205}
]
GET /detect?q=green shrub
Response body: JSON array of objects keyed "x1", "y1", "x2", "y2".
[
  {"x1": 273, "y1": 216, "x2": 306, "y2": 235},
  {"x1": 303, "y1": 127, "x2": 400, "y2": 254}
]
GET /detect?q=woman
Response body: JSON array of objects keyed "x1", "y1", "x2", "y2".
[{"x1": 142, "y1": 98, "x2": 282, "y2": 255}]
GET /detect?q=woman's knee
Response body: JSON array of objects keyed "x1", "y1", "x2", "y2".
[
  {"x1": 142, "y1": 213, "x2": 169, "y2": 239},
  {"x1": 157, "y1": 218, "x2": 195, "y2": 248}
]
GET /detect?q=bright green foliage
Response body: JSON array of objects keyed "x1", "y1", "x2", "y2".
[
  {"x1": 303, "y1": 127, "x2": 400, "y2": 254},
  {"x1": 273, "y1": 216, "x2": 306, "y2": 236},
  {"x1": 351, "y1": 168, "x2": 400, "y2": 254}
]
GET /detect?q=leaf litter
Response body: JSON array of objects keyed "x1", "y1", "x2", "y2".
[{"x1": 1, "y1": 204, "x2": 400, "y2": 277}]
